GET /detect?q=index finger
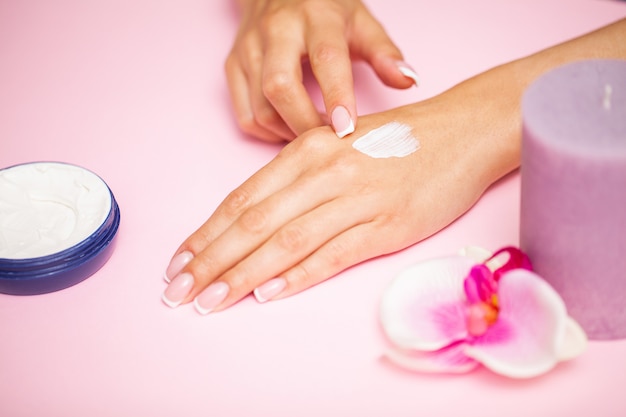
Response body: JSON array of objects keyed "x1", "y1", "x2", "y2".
[{"x1": 306, "y1": 15, "x2": 356, "y2": 138}]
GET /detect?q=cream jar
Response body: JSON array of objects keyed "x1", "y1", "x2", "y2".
[{"x1": 0, "y1": 161, "x2": 120, "y2": 295}]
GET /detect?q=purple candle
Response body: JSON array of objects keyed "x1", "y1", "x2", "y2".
[{"x1": 520, "y1": 59, "x2": 626, "y2": 340}]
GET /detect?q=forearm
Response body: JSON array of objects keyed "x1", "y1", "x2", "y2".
[{"x1": 437, "y1": 18, "x2": 626, "y2": 190}]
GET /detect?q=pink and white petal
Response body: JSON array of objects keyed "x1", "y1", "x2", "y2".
[
  {"x1": 464, "y1": 269, "x2": 568, "y2": 378},
  {"x1": 384, "y1": 343, "x2": 480, "y2": 374},
  {"x1": 380, "y1": 256, "x2": 475, "y2": 351},
  {"x1": 557, "y1": 317, "x2": 587, "y2": 361}
]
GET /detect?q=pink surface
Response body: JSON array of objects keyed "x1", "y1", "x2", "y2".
[{"x1": 1, "y1": 1, "x2": 625, "y2": 416}]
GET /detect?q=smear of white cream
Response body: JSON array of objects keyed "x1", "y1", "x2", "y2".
[
  {"x1": 0, "y1": 162, "x2": 111, "y2": 259},
  {"x1": 351, "y1": 122, "x2": 420, "y2": 158}
]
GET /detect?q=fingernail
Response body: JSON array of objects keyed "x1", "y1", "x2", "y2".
[
  {"x1": 162, "y1": 272, "x2": 195, "y2": 308},
  {"x1": 194, "y1": 282, "x2": 230, "y2": 315},
  {"x1": 253, "y1": 278, "x2": 287, "y2": 303},
  {"x1": 164, "y1": 250, "x2": 194, "y2": 283},
  {"x1": 331, "y1": 105, "x2": 355, "y2": 138},
  {"x1": 396, "y1": 61, "x2": 420, "y2": 87}
]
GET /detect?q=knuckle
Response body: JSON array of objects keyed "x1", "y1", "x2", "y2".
[
  {"x1": 310, "y1": 42, "x2": 343, "y2": 66},
  {"x1": 295, "y1": 129, "x2": 328, "y2": 155},
  {"x1": 221, "y1": 188, "x2": 255, "y2": 220},
  {"x1": 262, "y1": 71, "x2": 295, "y2": 100},
  {"x1": 238, "y1": 206, "x2": 269, "y2": 235},
  {"x1": 321, "y1": 239, "x2": 350, "y2": 269},
  {"x1": 287, "y1": 132, "x2": 361, "y2": 178},
  {"x1": 275, "y1": 224, "x2": 307, "y2": 251}
]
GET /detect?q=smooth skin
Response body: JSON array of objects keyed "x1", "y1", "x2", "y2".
[
  {"x1": 164, "y1": 18, "x2": 626, "y2": 314},
  {"x1": 225, "y1": 0, "x2": 418, "y2": 142}
]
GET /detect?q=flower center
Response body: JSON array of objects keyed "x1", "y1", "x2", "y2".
[
  {"x1": 464, "y1": 264, "x2": 500, "y2": 336},
  {"x1": 467, "y1": 298, "x2": 499, "y2": 336}
]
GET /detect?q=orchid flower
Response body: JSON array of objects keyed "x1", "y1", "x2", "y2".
[{"x1": 379, "y1": 247, "x2": 587, "y2": 378}]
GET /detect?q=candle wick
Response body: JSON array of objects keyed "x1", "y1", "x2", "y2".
[{"x1": 603, "y1": 84, "x2": 613, "y2": 111}]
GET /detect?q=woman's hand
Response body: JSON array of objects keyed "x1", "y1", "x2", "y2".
[
  {"x1": 167, "y1": 16, "x2": 626, "y2": 315},
  {"x1": 162, "y1": 70, "x2": 522, "y2": 313},
  {"x1": 225, "y1": 0, "x2": 419, "y2": 142}
]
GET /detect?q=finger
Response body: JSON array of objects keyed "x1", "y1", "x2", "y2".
[
  {"x1": 178, "y1": 140, "x2": 307, "y2": 255},
  {"x1": 163, "y1": 126, "x2": 335, "y2": 282},
  {"x1": 246, "y1": 57, "x2": 299, "y2": 141},
  {"x1": 349, "y1": 8, "x2": 420, "y2": 89},
  {"x1": 305, "y1": 16, "x2": 357, "y2": 138},
  {"x1": 194, "y1": 194, "x2": 374, "y2": 313},
  {"x1": 225, "y1": 48, "x2": 294, "y2": 141},
  {"x1": 186, "y1": 175, "x2": 334, "y2": 292},
  {"x1": 261, "y1": 219, "x2": 401, "y2": 302},
  {"x1": 165, "y1": 147, "x2": 344, "y2": 307},
  {"x1": 163, "y1": 139, "x2": 304, "y2": 282},
  {"x1": 262, "y1": 31, "x2": 325, "y2": 136}
]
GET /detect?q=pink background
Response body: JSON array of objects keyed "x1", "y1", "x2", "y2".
[{"x1": 1, "y1": 1, "x2": 625, "y2": 416}]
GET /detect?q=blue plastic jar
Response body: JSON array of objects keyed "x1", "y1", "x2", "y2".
[{"x1": 0, "y1": 162, "x2": 120, "y2": 295}]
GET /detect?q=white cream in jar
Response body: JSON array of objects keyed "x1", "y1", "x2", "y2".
[
  {"x1": 0, "y1": 161, "x2": 120, "y2": 295},
  {"x1": 0, "y1": 162, "x2": 111, "y2": 259}
]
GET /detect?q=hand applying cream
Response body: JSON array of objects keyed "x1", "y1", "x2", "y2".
[{"x1": 226, "y1": 0, "x2": 419, "y2": 142}]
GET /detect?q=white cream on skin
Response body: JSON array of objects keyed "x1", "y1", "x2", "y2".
[
  {"x1": 351, "y1": 122, "x2": 420, "y2": 158},
  {"x1": 0, "y1": 162, "x2": 111, "y2": 259}
]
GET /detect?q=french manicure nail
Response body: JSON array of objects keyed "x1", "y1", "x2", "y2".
[
  {"x1": 162, "y1": 272, "x2": 195, "y2": 308},
  {"x1": 396, "y1": 61, "x2": 420, "y2": 87},
  {"x1": 253, "y1": 278, "x2": 287, "y2": 303},
  {"x1": 194, "y1": 282, "x2": 230, "y2": 315},
  {"x1": 331, "y1": 105, "x2": 355, "y2": 138},
  {"x1": 164, "y1": 250, "x2": 194, "y2": 283}
]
